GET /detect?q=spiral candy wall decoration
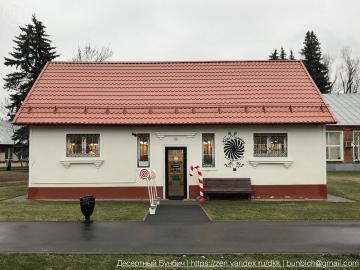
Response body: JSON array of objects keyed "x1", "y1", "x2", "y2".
[
  {"x1": 224, "y1": 138, "x2": 245, "y2": 160},
  {"x1": 223, "y1": 132, "x2": 245, "y2": 170}
]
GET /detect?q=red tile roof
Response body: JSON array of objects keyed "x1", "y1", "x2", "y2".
[{"x1": 13, "y1": 60, "x2": 336, "y2": 125}]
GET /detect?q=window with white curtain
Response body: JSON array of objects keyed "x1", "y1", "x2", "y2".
[{"x1": 326, "y1": 131, "x2": 343, "y2": 161}]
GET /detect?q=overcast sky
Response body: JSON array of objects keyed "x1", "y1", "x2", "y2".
[{"x1": 0, "y1": 0, "x2": 359, "y2": 105}]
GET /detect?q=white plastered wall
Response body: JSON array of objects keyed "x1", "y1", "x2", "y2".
[{"x1": 29, "y1": 125, "x2": 326, "y2": 197}]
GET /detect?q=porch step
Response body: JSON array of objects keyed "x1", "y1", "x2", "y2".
[{"x1": 160, "y1": 200, "x2": 199, "y2": 206}]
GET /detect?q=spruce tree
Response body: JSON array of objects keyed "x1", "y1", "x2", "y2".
[
  {"x1": 3, "y1": 14, "x2": 58, "y2": 156},
  {"x1": 289, "y1": 49, "x2": 295, "y2": 60},
  {"x1": 269, "y1": 49, "x2": 279, "y2": 60},
  {"x1": 279, "y1": 47, "x2": 287, "y2": 60},
  {"x1": 300, "y1": 31, "x2": 331, "y2": 93}
]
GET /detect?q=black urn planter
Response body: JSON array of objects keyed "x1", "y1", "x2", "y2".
[
  {"x1": 6, "y1": 159, "x2": 11, "y2": 171},
  {"x1": 80, "y1": 195, "x2": 95, "y2": 222}
]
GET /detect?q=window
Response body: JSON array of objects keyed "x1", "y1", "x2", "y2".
[
  {"x1": 66, "y1": 134, "x2": 100, "y2": 157},
  {"x1": 202, "y1": 133, "x2": 215, "y2": 167},
  {"x1": 326, "y1": 131, "x2": 343, "y2": 161},
  {"x1": 254, "y1": 133, "x2": 287, "y2": 157},
  {"x1": 354, "y1": 131, "x2": 360, "y2": 162},
  {"x1": 138, "y1": 134, "x2": 150, "y2": 167}
]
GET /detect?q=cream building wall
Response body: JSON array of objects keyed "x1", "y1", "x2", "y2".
[{"x1": 29, "y1": 124, "x2": 327, "y2": 198}]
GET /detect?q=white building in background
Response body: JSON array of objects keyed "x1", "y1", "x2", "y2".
[{"x1": 323, "y1": 94, "x2": 360, "y2": 171}]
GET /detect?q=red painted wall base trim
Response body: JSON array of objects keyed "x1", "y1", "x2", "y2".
[
  {"x1": 28, "y1": 186, "x2": 163, "y2": 200},
  {"x1": 28, "y1": 184, "x2": 327, "y2": 200},
  {"x1": 189, "y1": 185, "x2": 199, "y2": 199},
  {"x1": 251, "y1": 184, "x2": 327, "y2": 199}
]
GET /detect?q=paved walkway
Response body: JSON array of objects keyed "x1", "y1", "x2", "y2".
[
  {"x1": 0, "y1": 205, "x2": 359, "y2": 254},
  {"x1": 145, "y1": 205, "x2": 210, "y2": 223}
]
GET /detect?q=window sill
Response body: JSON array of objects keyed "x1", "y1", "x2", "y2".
[
  {"x1": 202, "y1": 167, "x2": 217, "y2": 171},
  {"x1": 60, "y1": 158, "x2": 104, "y2": 168},
  {"x1": 248, "y1": 158, "x2": 293, "y2": 168}
]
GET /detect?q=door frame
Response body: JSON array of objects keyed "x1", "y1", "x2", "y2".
[{"x1": 165, "y1": 147, "x2": 187, "y2": 199}]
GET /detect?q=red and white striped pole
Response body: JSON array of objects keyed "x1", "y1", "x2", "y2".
[{"x1": 189, "y1": 164, "x2": 205, "y2": 203}]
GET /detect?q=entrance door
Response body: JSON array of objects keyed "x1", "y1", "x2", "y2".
[{"x1": 165, "y1": 147, "x2": 187, "y2": 199}]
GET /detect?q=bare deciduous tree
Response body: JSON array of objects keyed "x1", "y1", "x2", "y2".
[
  {"x1": 0, "y1": 97, "x2": 10, "y2": 120},
  {"x1": 323, "y1": 53, "x2": 337, "y2": 92},
  {"x1": 336, "y1": 47, "x2": 360, "y2": 94},
  {"x1": 72, "y1": 44, "x2": 113, "y2": 62}
]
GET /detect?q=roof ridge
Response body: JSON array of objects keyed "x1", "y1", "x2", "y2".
[{"x1": 50, "y1": 60, "x2": 302, "y2": 65}]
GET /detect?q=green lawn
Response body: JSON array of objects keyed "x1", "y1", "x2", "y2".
[
  {"x1": 0, "y1": 185, "x2": 27, "y2": 201},
  {"x1": 0, "y1": 254, "x2": 359, "y2": 270},
  {"x1": 0, "y1": 198, "x2": 148, "y2": 221},
  {"x1": 0, "y1": 170, "x2": 148, "y2": 221},
  {"x1": 0, "y1": 168, "x2": 28, "y2": 186},
  {"x1": 327, "y1": 171, "x2": 360, "y2": 201},
  {"x1": 203, "y1": 171, "x2": 360, "y2": 221}
]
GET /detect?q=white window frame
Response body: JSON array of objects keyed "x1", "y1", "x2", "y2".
[
  {"x1": 66, "y1": 133, "x2": 101, "y2": 158},
  {"x1": 253, "y1": 133, "x2": 288, "y2": 157},
  {"x1": 137, "y1": 133, "x2": 150, "y2": 168},
  {"x1": 202, "y1": 133, "x2": 215, "y2": 168},
  {"x1": 353, "y1": 130, "x2": 360, "y2": 162},
  {"x1": 326, "y1": 131, "x2": 344, "y2": 161}
]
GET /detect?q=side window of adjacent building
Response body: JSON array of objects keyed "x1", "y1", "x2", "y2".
[
  {"x1": 137, "y1": 134, "x2": 150, "y2": 167},
  {"x1": 202, "y1": 133, "x2": 215, "y2": 167},
  {"x1": 254, "y1": 133, "x2": 287, "y2": 157},
  {"x1": 66, "y1": 134, "x2": 100, "y2": 157},
  {"x1": 326, "y1": 131, "x2": 343, "y2": 161},
  {"x1": 353, "y1": 131, "x2": 360, "y2": 162}
]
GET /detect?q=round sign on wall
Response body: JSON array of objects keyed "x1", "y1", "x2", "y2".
[{"x1": 139, "y1": 168, "x2": 150, "y2": 180}]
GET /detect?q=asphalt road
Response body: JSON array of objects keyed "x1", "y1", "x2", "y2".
[{"x1": 0, "y1": 205, "x2": 359, "y2": 254}]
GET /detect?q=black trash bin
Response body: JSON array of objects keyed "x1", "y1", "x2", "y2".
[
  {"x1": 6, "y1": 159, "x2": 11, "y2": 171},
  {"x1": 80, "y1": 195, "x2": 95, "y2": 222}
]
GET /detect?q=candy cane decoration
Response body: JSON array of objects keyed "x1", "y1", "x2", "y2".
[{"x1": 189, "y1": 164, "x2": 205, "y2": 203}]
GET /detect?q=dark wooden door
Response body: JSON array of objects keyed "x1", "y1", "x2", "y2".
[{"x1": 165, "y1": 147, "x2": 187, "y2": 199}]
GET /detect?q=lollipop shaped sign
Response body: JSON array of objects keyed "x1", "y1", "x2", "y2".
[
  {"x1": 139, "y1": 168, "x2": 160, "y2": 214},
  {"x1": 139, "y1": 168, "x2": 150, "y2": 180}
]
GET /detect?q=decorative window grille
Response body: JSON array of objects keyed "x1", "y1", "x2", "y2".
[
  {"x1": 66, "y1": 134, "x2": 100, "y2": 157},
  {"x1": 202, "y1": 133, "x2": 215, "y2": 167},
  {"x1": 138, "y1": 134, "x2": 150, "y2": 167},
  {"x1": 254, "y1": 133, "x2": 287, "y2": 157},
  {"x1": 326, "y1": 131, "x2": 343, "y2": 161}
]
